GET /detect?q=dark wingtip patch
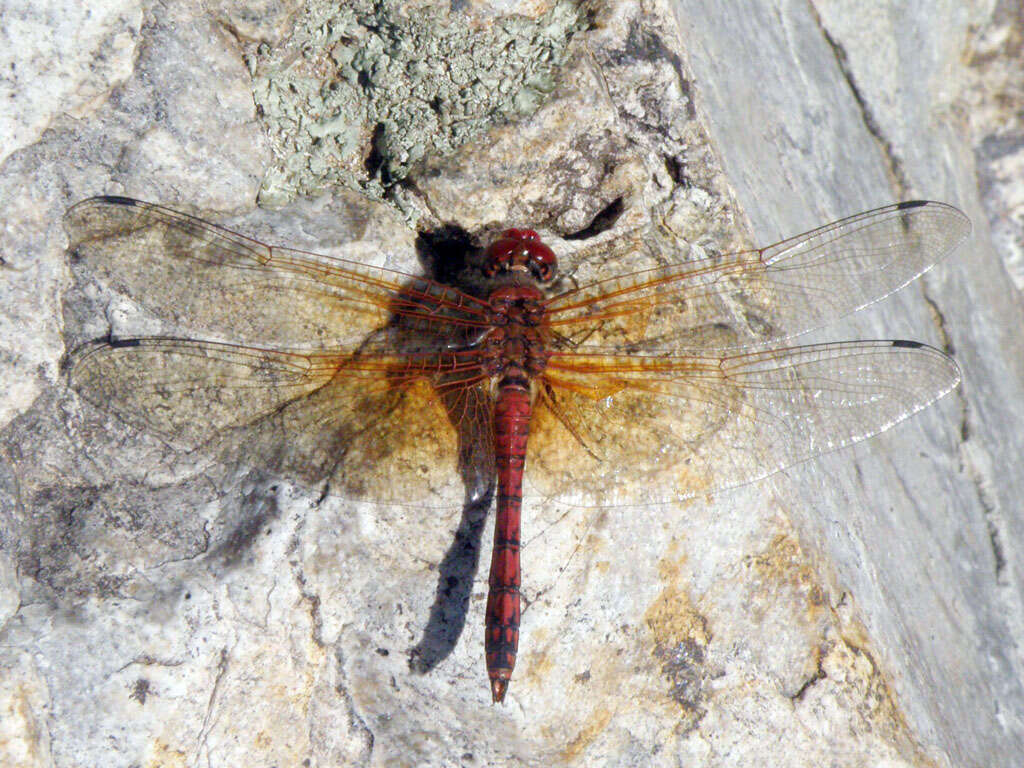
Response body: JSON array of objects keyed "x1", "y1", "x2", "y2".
[
  {"x1": 896, "y1": 200, "x2": 929, "y2": 210},
  {"x1": 108, "y1": 338, "x2": 143, "y2": 348},
  {"x1": 94, "y1": 195, "x2": 139, "y2": 207},
  {"x1": 891, "y1": 339, "x2": 923, "y2": 349}
]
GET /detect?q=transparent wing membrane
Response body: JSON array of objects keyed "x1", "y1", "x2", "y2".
[
  {"x1": 65, "y1": 196, "x2": 491, "y2": 347},
  {"x1": 527, "y1": 340, "x2": 960, "y2": 504},
  {"x1": 545, "y1": 201, "x2": 970, "y2": 353},
  {"x1": 63, "y1": 197, "x2": 966, "y2": 506},
  {"x1": 65, "y1": 337, "x2": 482, "y2": 505}
]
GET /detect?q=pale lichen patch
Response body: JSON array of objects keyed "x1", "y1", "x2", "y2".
[{"x1": 246, "y1": 0, "x2": 589, "y2": 213}]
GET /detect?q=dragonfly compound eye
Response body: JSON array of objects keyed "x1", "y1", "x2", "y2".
[{"x1": 484, "y1": 230, "x2": 558, "y2": 281}]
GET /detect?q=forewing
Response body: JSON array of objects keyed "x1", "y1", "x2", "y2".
[
  {"x1": 545, "y1": 201, "x2": 971, "y2": 352},
  {"x1": 525, "y1": 341, "x2": 960, "y2": 505},
  {"x1": 64, "y1": 196, "x2": 491, "y2": 347},
  {"x1": 66, "y1": 338, "x2": 493, "y2": 506}
]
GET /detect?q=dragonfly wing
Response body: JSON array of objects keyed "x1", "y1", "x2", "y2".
[
  {"x1": 545, "y1": 201, "x2": 971, "y2": 353},
  {"x1": 525, "y1": 341, "x2": 960, "y2": 505},
  {"x1": 64, "y1": 196, "x2": 491, "y2": 347},
  {"x1": 66, "y1": 338, "x2": 493, "y2": 505},
  {"x1": 65, "y1": 339, "x2": 337, "y2": 447}
]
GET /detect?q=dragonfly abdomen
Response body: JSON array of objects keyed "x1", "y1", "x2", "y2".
[{"x1": 486, "y1": 377, "x2": 531, "y2": 703}]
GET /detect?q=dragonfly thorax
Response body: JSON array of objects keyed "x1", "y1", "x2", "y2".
[
  {"x1": 481, "y1": 284, "x2": 550, "y2": 379},
  {"x1": 488, "y1": 283, "x2": 546, "y2": 322}
]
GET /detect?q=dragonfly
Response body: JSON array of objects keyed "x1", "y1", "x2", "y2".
[{"x1": 62, "y1": 195, "x2": 970, "y2": 702}]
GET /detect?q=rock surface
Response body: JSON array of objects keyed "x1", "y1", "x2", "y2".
[{"x1": 0, "y1": 1, "x2": 1021, "y2": 766}]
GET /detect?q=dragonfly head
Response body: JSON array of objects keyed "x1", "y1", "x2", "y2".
[{"x1": 483, "y1": 228, "x2": 557, "y2": 284}]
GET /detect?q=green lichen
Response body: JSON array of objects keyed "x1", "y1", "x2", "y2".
[{"x1": 248, "y1": 0, "x2": 586, "y2": 211}]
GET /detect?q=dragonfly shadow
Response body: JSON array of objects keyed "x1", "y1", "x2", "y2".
[
  {"x1": 408, "y1": 482, "x2": 494, "y2": 675},
  {"x1": 405, "y1": 223, "x2": 492, "y2": 305},
  {"x1": 406, "y1": 225, "x2": 497, "y2": 675}
]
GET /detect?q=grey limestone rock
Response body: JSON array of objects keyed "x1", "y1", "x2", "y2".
[{"x1": 0, "y1": 1, "x2": 1020, "y2": 766}]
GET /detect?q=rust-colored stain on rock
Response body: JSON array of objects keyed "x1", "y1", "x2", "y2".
[{"x1": 644, "y1": 554, "x2": 711, "y2": 722}]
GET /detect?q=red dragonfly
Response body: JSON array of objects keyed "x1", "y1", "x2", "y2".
[{"x1": 63, "y1": 196, "x2": 970, "y2": 702}]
